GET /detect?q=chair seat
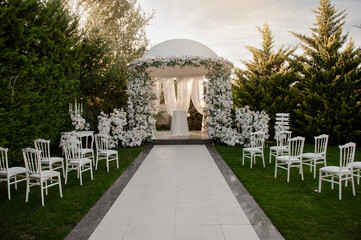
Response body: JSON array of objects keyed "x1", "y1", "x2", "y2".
[
  {"x1": 270, "y1": 146, "x2": 287, "y2": 151},
  {"x1": 29, "y1": 170, "x2": 60, "y2": 180},
  {"x1": 41, "y1": 157, "x2": 63, "y2": 164},
  {"x1": 319, "y1": 166, "x2": 352, "y2": 175},
  {"x1": 68, "y1": 158, "x2": 92, "y2": 166},
  {"x1": 243, "y1": 147, "x2": 262, "y2": 152},
  {"x1": 81, "y1": 148, "x2": 93, "y2": 154},
  {"x1": 353, "y1": 162, "x2": 361, "y2": 169},
  {"x1": 99, "y1": 150, "x2": 118, "y2": 156},
  {"x1": 0, "y1": 167, "x2": 27, "y2": 177},
  {"x1": 276, "y1": 156, "x2": 301, "y2": 162},
  {"x1": 302, "y1": 153, "x2": 324, "y2": 159}
]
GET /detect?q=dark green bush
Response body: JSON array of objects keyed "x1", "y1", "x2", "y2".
[{"x1": 0, "y1": 0, "x2": 82, "y2": 164}]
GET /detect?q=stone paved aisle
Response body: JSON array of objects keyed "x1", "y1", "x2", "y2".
[{"x1": 89, "y1": 145, "x2": 260, "y2": 240}]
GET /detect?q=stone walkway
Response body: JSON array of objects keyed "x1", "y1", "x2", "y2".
[{"x1": 66, "y1": 144, "x2": 283, "y2": 240}]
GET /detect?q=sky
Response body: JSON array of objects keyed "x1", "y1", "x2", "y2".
[{"x1": 136, "y1": 0, "x2": 361, "y2": 68}]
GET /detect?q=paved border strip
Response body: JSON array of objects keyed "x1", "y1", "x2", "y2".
[
  {"x1": 206, "y1": 144, "x2": 285, "y2": 240},
  {"x1": 65, "y1": 145, "x2": 154, "y2": 240}
]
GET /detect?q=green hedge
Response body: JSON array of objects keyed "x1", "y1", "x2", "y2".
[{"x1": 0, "y1": 0, "x2": 82, "y2": 164}]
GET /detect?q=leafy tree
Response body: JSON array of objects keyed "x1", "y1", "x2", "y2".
[
  {"x1": 291, "y1": 0, "x2": 361, "y2": 144},
  {"x1": 66, "y1": 0, "x2": 153, "y2": 122},
  {"x1": 0, "y1": 0, "x2": 82, "y2": 164},
  {"x1": 233, "y1": 23, "x2": 298, "y2": 136}
]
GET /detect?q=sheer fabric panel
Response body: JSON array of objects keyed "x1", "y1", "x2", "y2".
[
  {"x1": 162, "y1": 77, "x2": 193, "y2": 117},
  {"x1": 162, "y1": 78, "x2": 178, "y2": 117},
  {"x1": 191, "y1": 77, "x2": 205, "y2": 115}
]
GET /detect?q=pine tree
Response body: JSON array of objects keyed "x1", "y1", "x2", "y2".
[
  {"x1": 291, "y1": 0, "x2": 361, "y2": 144},
  {"x1": 233, "y1": 23, "x2": 298, "y2": 136}
]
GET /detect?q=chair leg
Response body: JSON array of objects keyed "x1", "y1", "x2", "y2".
[
  {"x1": 358, "y1": 169, "x2": 360, "y2": 185},
  {"x1": 116, "y1": 153, "x2": 119, "y2": 169},
  {"x1": 262, "y1": 151, "x2": 265, "y2": 168},
  {"x1": 339, "y1": 177, "x2": 342, "y2": 200},
  {"x1": 300, "y1": 162, "x2": 304, "y2": 181},
  {"x1": 46, "y1": 180, "x2": 49, "y2": 195},
  {"x1": 107, "y1": 156, "x2": 109, "y2": 172},
  {"x1": 351, "y1": 175, "x2": 356, "y2": 196},
  {"x1": 242, "y1": 151, "x2": 245, "y2": 166},
  {"x1": 274, "y1": 159, "x2": 278, "y2": 178},
  {"x1": 62, "y1": 161, "x2": 65, "y2": 178},
  {"x1": 90, "y1": 163, "x2": 93, "y2": 181},
  {"x1": 79, "y1": 165, "x2": 83, "y2": 186},
  {"x1": 318, "y1": 171, "x2": 322, "y2": 193},
  {"x1": 345, "y1": 175, "x2": 348, "y2": 187},
  {"x1": 65, "y1": 164, "x2": 69, "y2": 185},
  {"x1": 58, "y1": 175, "x2": 63, "y2": 198},
  {"x1": 7, "y1": 177, "x2": 11, "y2": 200},
  {"x1": 313, "y1": 159, "x2": 317, "y2": 179},
  {"x1": 95, "y1": 156, "x2": 99, "y2": 170},
  {"x1": 25, "y1": 177, "x2": 29, "y2": 203},
  {"x1": 41, "y1": 181, "x2": 45, "y2": 206},
  {"x1": 287, "y1": 163, "x2": 291, "y2": 182},
  {"x1": 331, "y1": 176, "x2": 334, "y2": 189},
  {"x1": 250, "y1": 153, "x2": 253, "y2": 169}
]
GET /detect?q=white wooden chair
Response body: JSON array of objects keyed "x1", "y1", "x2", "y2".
[
  {"x1": 269, "y1": 130, "x2": 292, "y2": 164},
  {"x1": 22, "y1": 148, "x2": 62, "y2": 206},
  {"x1": 34, "y1": 139, "x2": 65, "y2": 177},
  {"x1": 74, "y1": 131, "x2": 95, "y2": 166},
  {"x1": 0, "y1": 147, "x2": 27, "y2": 200},
  {"x1": 275, "y1": 136, "x2": 305, "y2": 182},
  {"x1": 242, "y1": 131, "x2": 265, "y2": 169},
  {"x1": 94, "y1": 134, "x2": 119, "y2": 172},
  {"x1": 318, "y1": 142, "x2": 356, "y2": 200},
  {"x1": 302, "y1": 134, "x2": 329, "y2": 178},
  {"x1": 62, "y1": 139, "x2": 93, "y2": 186}
]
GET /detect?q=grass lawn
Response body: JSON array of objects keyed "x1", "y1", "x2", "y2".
[
  {"x1": 215, "y1": 143, "x2": 361, "y2": 240},
  {"x1": 0, "y1": 146, "x2": 145, "y2": 240}
]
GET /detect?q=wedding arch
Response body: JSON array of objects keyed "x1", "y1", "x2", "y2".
[{"x1": 125, "y1": 39, "x2": 240, "y2": 146}]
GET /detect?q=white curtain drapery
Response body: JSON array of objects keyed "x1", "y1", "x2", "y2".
[
  {"x1": 191, "y1": 77, "x2": 205, "y2": 115},
  {"x1": 162, "y1": 77, "x2": 193, "y2": 117},
  {"x1": 191, "y1": 77, "x2": 206, "y2": 131},
  {"x1": 153, "y1": 76, "x2": 207, "y2": 131}
]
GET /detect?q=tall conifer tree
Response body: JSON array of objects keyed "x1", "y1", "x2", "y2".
[
  {"x1": 291, "y1": 0, "x2": 361, "y2": 144},
  {"x1": 233, "y1": 23, "x2": 298, "y2": 135}
]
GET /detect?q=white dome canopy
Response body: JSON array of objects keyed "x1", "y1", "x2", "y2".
[{"x1": 143, "y1": 39, "x2": 218, "y2": 58}]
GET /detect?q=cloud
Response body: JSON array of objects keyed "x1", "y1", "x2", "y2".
[{"x1": 138, "y1": 0, "x2": 361, "y2": 68}]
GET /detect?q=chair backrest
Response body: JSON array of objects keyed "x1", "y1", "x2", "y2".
[
  {"x1": 34, "y1": 139, "x2": 51, "y2": 160},
  {"x1": 251, "y1": 131, "x2": 265, "y2": 148},
  {"x1": 314, "y1": 134, "x2": 329, "y2": 155},
  {"x1": 0, "y1": 147, "x2": 9, "y2": 172},
  {"x1": 339, "y1": 142, "x2": 356, "y2": 169},
  {"x1": 22, "y1": 148, "x2": 42, "y2": 174},
  {"x1": 288, "y1": 136, "x2": 305, "y2": 157},
  {"x1": 95, "y1": 134, "x2": 109, "y2": 152},
  {"x1": 275, "y1": 113, "x2": 290, "y2": 132},
  {"x1": 62, "y1": 140, "x2": 82, "y2": 163},
  {"x1": 75, "y1": 131, "x2": 94, "y2": 149},
  {"x1": 275, "y1": 130, "x2": 292, "y2": 147}
]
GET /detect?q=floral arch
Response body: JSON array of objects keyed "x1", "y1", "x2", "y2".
[{"x1": 123, "y1": 39, "x2": 240, "y2": 146}]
